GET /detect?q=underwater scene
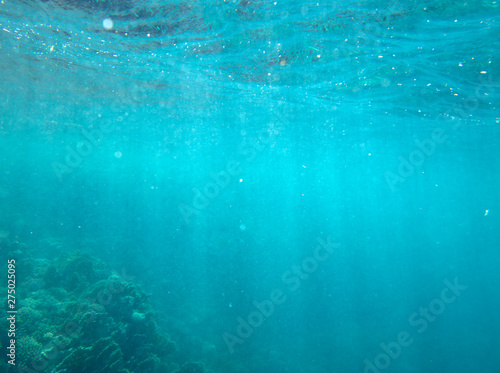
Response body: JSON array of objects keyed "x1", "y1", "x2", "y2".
[{"x1": 0, "y1": 0, "x2": 499, "y2": 372}]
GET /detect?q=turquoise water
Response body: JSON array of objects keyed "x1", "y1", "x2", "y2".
[{"x1": 0, "y1": 0, "x2": 499, "y2": 372}]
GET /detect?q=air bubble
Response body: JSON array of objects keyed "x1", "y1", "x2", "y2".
[{"x1": 103, "y1": 18, "x2": 113, "y2": 30}]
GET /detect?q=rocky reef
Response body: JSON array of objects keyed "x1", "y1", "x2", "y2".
[{"x1": 0, "y1": 242, "x2": 207, "y2": 372}]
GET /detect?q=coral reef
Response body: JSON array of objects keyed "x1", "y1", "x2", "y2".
[
  {"x1": 43, "y1": 251, "x2": 109, "y2": 292},
  {"x1": 0, "y1": 250, "x2": 202, "y2": 373},
  {"x1": 176, "y1": 362, "x2": 205, "y2": 373},
  {"x1": 53, "y1": 337, "x2": 124, "y2": 373},
  {"x1": 16, "y1": 336, "x2": 42, "y2": 363}
]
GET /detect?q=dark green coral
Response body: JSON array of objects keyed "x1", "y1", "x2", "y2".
[{"x1": 54, "y1": 337, "x2": 124, "y2": 373}]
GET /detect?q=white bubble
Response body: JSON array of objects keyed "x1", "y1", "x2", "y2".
[
  {"x1": 114, "y1": 151, "x2": 122, "y2": 158},
  {"x1": 239, "y1": 224, "x2": 246, "y2": 231},
  {"x1": 103, "y1": 18, "x2": 113, "y2": 30}
]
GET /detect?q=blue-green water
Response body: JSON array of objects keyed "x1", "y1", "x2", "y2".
[{"x1": 0, "y1": 0, "x2": 499, "y2": 372}]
